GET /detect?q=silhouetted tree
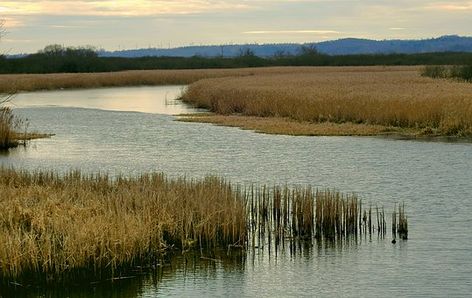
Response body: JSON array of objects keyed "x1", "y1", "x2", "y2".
[
  {"x1": 298, "y1": 44, "x2": 319, "y2": 56},
  {"x1": 238, "y1": 47, "x2": 255, "y2": 57}
]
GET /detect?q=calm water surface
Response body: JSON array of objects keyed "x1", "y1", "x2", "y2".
[{"x1": 1, "y1": 86, "x2": 471, "y2": 297}]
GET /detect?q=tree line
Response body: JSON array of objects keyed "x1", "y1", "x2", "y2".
[{"x1": 1, "y1": 44, "x2": 472, "y2": 74}]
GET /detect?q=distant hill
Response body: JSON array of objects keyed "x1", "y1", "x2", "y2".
[{"x1": 99, "y1": 35, "x2": 472, "y2": 58}]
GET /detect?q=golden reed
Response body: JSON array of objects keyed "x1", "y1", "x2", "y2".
[
  {"x1": 182, "y1": 66, "x2": 472, "y2": 136},
  {"x1": 0, "y1": 168, "x2": 407, "y2": 282}
]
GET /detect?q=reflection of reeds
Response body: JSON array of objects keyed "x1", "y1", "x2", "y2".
[{"x1": 0, "y1": 168, "x2": 408, "y2": 283}]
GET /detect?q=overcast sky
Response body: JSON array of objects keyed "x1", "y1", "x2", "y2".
[{"x1": 1, "y1": 0, "x2": 471, "y2": 53}]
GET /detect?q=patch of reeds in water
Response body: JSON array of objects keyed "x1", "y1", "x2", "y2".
[
  {"x1": 0, "y1": 106, "x2": 46, "y2": 150},
  {"x1": 0, "y1": 107, "x2": 16, "y2": 149},
  {"x1": 392, "y1": 203, "x2": 409, "y2": 240},
  {"x1": 0, "y1": 168, "x2": 408, "y2": 283},
  {"x1": 246, "y1": 187, "x2": 404, "y2": 253}
]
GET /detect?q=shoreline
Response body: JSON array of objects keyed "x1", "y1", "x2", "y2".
[
  {"x1": 1, "y1": 132, "x2": 54, "y2": 150},
  {"x1": 0, "y1": 66, "x2": 420, "y2": 93},
  {"x1": 178, "y1": 113, "x2": 471, "y2": 141}
]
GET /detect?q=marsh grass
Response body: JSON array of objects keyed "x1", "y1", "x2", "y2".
[
  {"x1": 0, "y1": 169, "x2": 247, "y2": 282},
  {"x1": 0, "y1": 107, "x2": 15, "y2": 149},
  {"x1": 0, "y1": 67, "x2": 326, "y2": 93},
  {"x1": 0, "y1": 106, "x2": 49, "y2": 150},
  {"x1": 0, "y1": 168, "x2": 407, "y2": 283},
  {"x1": 182, "y1": 66, "x2": 472, "y2": 136},
  {"x1": 178, "y1": 113, "x2": 417, "y2": 136}
]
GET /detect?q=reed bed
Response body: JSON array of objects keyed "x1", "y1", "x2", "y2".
[
  {"x1": 0, "y1": 67, "x2": 334, "y2": 93},
  {"x1": 0, "y1": 168, "x2": 408, "y2": 283},
  {"x1": 0, "y1": 169, "x2": 247, "y2": 281},
  {"x1": 181, "y1": 66, "x2": 472, "y2": 136}
]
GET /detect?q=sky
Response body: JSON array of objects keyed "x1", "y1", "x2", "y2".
[{"x1": 0, "y1": 0, "x2": 471, "y2": 53}]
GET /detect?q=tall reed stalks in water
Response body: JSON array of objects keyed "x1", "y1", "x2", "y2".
[
  {"x1": 0, "y1": 168, "x2": 408, "y2": 282},
  {"x1": 0, "y1": 107, "x2": 15, "y2": 149}
]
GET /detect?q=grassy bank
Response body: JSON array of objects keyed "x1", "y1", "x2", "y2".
[
  {"x1": 0, "y1": 168, "x2": 405, "y2": 283},
  {"x1": 178, "y1": 114, "x2": 418, "y2": 136},
  {"x1": 181, "y1": 66, "x2": 472, "y2": 137}
]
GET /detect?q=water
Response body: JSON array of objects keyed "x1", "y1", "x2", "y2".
[{"x1": 1, "y1": 86, "x2": 472, "y2": 297}]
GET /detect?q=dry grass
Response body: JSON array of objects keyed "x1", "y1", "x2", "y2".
[
  {"x1": 0, "y1": 169, "x2": 247, "y2": 280},
  {"x1": 0, "y1": 67, "x2": 324, "y2": 93},
  {"x1": 178, "y1": 113, "x2": 417, "y2": 136},
  {"x1": 0, "y1": 168, "x2": 404, "y2": 282},
  {"x1": 0, "y1": 106, "x2": 51, "y2": 150},
  {"x1": 0, "y1": 107, "x2": 15, "y2": 149},
  {"x1": 181, "y1": 66, "x2": 472, "y2": 136}
]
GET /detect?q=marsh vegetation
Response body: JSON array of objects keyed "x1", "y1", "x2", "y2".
[
  {"x1": 0, "y1": 168, "x2": 405, "y2": 284},
  {"x1": 181, "y1": 66, "x2": 472, "y2": 137},
  {"x1": 422, "y1": 65, "x2": 472, "y2": 82},
  {"x1": 0, "y1": 102, "x2": 50, "y2": 150}
]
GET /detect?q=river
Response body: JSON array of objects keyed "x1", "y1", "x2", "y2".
[{"x1": 2, "y1": 86, "x2": 471, "y2": 297}]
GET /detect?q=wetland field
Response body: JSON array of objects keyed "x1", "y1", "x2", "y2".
[{"x1": 0, "y1": 67, "x2": 471, "y2": 297}]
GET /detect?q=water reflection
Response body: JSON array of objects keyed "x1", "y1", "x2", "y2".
[{"x1": 8, "y1": 86, "x2": 193, "y2": 115}]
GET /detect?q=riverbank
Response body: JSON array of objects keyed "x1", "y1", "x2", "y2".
[
  {"x1": 178, "y1": 113, "x2": 422, "y2": 137},
  {"x1": 0, "y1": 67, "x2": 340, "y2": 93},
  {"x1": 180, "y1": 66, "x2": 472, "y2": 137},
  {"x1": 2, "y1": 66, "x2": 471, "y2": 138}
]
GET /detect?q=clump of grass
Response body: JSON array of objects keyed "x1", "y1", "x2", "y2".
[
  {"x1": 423, "y1": 65, "x2": 472, "y2": 82},
  {"x1": 0, "y1": 107, "x2": 16, "y2": 149},
  {"x1": 398, "y1": 203, "x2": 409, "y2": 240},
  {"x1": 452, "y1": 65, "x2": 472, "y2": 82},
  {"x1": 391, "y1": 202, "x2": 408, "y2": 240},
  {"x1": 421, "y1": 65, "x2": 450, "y2": 79},
  {"x1": 181, "y1": 66, "x2": 472, "y2": 137},
  {"x1": 0, "y1": 105, "x2": 48, "y2": 150}
]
